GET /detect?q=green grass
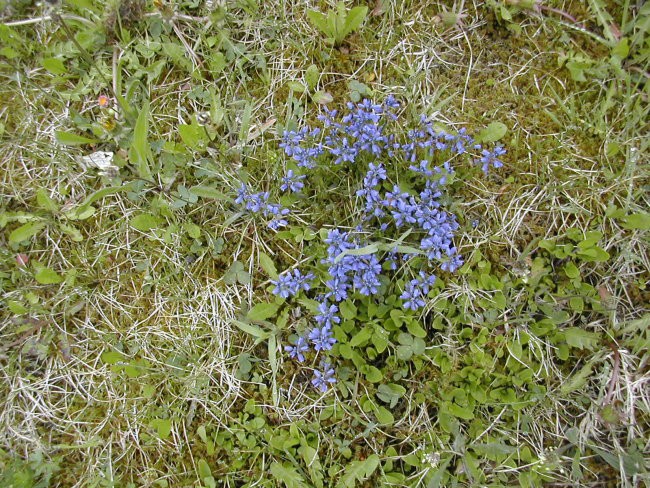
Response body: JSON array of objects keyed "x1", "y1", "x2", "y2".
[{"x1": 0, "y1": 0, "x2": 648, "y2": 486}]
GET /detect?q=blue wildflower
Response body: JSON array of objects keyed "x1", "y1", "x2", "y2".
[
  {"x1": 285, "y1": 336, "x2": 309, "y2": 362},
  {"x1": 312, "y1": 364, "x2": 336, "y2": 392},
  {"x1": 308, "y1": 325, "x2": 337, "y2": 351},
  {"x1": 280, "y1": 169, "x2": 306, "y2": 193}
]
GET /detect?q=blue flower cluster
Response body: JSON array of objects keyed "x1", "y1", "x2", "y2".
[
  {"x1": 264, "y1": 97, "x2": 506, "y2": 391},
  {"x1": 235, "y1": 183, "x2": 290, "y2": 230}
]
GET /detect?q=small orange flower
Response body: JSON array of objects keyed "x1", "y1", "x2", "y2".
[{"x1": 97, "y1": 94, "x2": 110, "y2": 108}]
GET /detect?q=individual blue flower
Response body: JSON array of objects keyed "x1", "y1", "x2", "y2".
[
  {"x1": 280, "y1": 169, "x2": 306, "y2": 193},
  {"x1": 315, "y1": 302, "x2": 341, "y2": 328},
  {"x1": 285, "y1": 336, "x2": 309, "y2": 362},
  {"x1": 478, "y1": 145, "x2": 506, "y2": 174},
  {"x1": 272, "y1": 269, "x2": 314, "y2": 299},
  {"x1": 400, "y1": 271, "x2": 436, "y2": 311},
  {"x1": 312, "y1": 364, "x2": 336, "y2": 392},
  {"x1": 308, "y1": 325, "x2": 337, "y2": 351}
]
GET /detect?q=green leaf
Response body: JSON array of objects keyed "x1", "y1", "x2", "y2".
[
  {"x1": 36, "y1": 188, "x2": 59, "y2": 213},
  {"x1": 334, "y1": 243, "x2": 379, "y2": 263},
  {"x1": 560, "y1": 360, "x2": 594, "y2": 394},
  {"x1": 564, "y1": 327, "x2": 599, "y2": 350},
  {"x1": 247, "y1": 302, "x2": 280, "y2": 321},
  {"x1": 42, "y1": 57, "x2": 66, "y2": 75},
  {"x1": 232, "y1": 320, "x2": 270, "y2": 341},
  {"x1": 270, "y1": 462, "x2": 307, "y2": 488},
  {"x1": 336, "y1": 455, "x2": 379, "y2": 488},
  {"x1": 129, "y1": 100, "x2": 153, "y2": 180},
  {"x1": 179, "y1": 123, "x2": 205, "y2": 149},
  {"x1": 447, "y1": 402, "x2": 475, "y2": 420},
  {"x1": 151, "y1": 418, "x2": 172, "y2": 440},
  {"x1": 477, "y1": 122, "x2": 507, "y2": 143},
  {"x1": 35, "y1": 267, "x2": 63, "y2": 284},
  {"x1": 350, "y1": 327, "x2": 372, "y2": 347},
  {"x1": 376, "y1": 383, "x2": 406, "y2": 408},
  {"x1": 189, "y1": 185, "x2": 229, "y2": 201},
  {"x1": 101, "y1": 350, "x2": 123, "y2": 364},
  {"x1": 312, "y1": 91, "x2": 333, "y2": 104},
  {"x1": 7, "y1": 300, "x2": 28, "y2": 314},
  {"x1": 9, "y1": 222, "x2": 45, "y2": 244},
  {"x1": 130, "y1": 213, "x2": 162, "y2": 232},
  {"x1": 197, "y1": 458, "x2": 212, "y2": 479},
  {"x1": 55, "y1": 131, "x2": 98, "y2": 145},
  {"x1": 407, "y1": 320, "x2": 427, "y2": 338},
  {"x1": 342, "y1": 6, "x2": 368, "y2": 38},
  {"x1": 305, "y1": 64, "x2": 320, "y2": 91},
  {"x1": 621, "y1": 212, "x2": 650, "y2": 230},
  {"x1": 339, "y1": 300, "x2": 357, "y2": 320},
  {"x1": 307, "y1": 10, "x2": 331, "y2": 38},
  {"x1": 66, "y1": 184, "x2": 133, "y2": 220},
  {"x1": 363, "y1": 365, "x2": 383, "y2": 383},
  {"x1": 258, "y1": 252, "x2": 278, "y2": 279},
  {"x1": 374, "y1": 405, "x2": 394, "y2": 425}
]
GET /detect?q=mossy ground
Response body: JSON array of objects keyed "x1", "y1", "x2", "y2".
[{"x1": 0, "y1": 0, "x2": 648, "y2": 486}]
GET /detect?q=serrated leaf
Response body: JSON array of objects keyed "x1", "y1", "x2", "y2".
[
  {"x1": 258, "y1": 252, "x2": 278, "y2": 279},
  {"x1": 336, "y1": 455, "x2": 379, "y2": 488},
  {"x1": 35, "y1": 267, "x2": 63, "y2": 284},
  {"x1": 477, "y1": 122, "x2": 507, "y2": 143},
  {"x1": 560, "y1": 360, "x2": 594, "y2": 394},
  {"x1": 270, "y1": 462, "x2": 307, "y2": 488},
  {"x1": 130, "y1": 213, "x2": 162, "y2": 232},
  {"x1": 564, "y1": 327, "x2": 600, "y2": 350},
  {"x1": 9, "y1": 221, "x2": 45, "y2": 243},
  {"x1": 55, "y1": 131, "x2": 98, "y2": 145},
  {"x1": 247, "y1": 302, "x2": 280, "y2": 321}
]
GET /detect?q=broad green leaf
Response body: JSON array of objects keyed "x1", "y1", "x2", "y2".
[
  {"x1": 8, "y1": 300, "x2": 28, "y2": 314},
  {"x1": 130, "y1": 213, "x2": 162, "y2": 232},
  {"x1": 179, "y1": 123, "x2": 204, "y2": 149},
  {"x1": 307, "y1": 10, "x2": 331, "y2": 37},
  {"x1": 305, "y1": 64, "x2": 320, "y2": 90},
  {"x1": 9, "y1": 221, "x2": 45, "y2": 243},
  {"x1": 247, "y1": 302, "x2": 280, "y2": 321},
  {"x1": 374, "y1": 405, "x2": 393, "y2": 424},
  {"x1": 101, "y1": 350, "x2": 123, "y2": 364},
  {"x1": 447, "y1": 402, "x2": 474, "y2": 420},
  {"x1": 621, "y1": 212, "x2": 650, "y2": 230},
  {"x1": 342, "y1": 5, "x2": 368, "y2": 38},
  {"x1": 350, "y1": 327, "x2": 372, "y2": 347},
  {"x1": 312, "y1": 91, "x2": 333, "y2": 104},
  {"x1": 270, "y1": 462, "x2": 307, "y2": 488},
  {"x1": 564, "y1": 327, "x2": 600, "y2": 350},
  {"x1": 258, "y1": 252, "x2": 278, "y2": 279},
  {"x1": 363, "y1": 365, "x2": 383, "y2": 383},
  {"x1": 407, "y1": 320, "x2": 427, "y2": 338},
  {"x1": 189, "y1": 185, "x2": 229, "y2": 201},
  {"x1": 197, "y1": 459, "x2": 212, "y2": 479},
  {"x1": 477, "y1": 122, "x2": 507, "y2": 143},
  {"x1": 151, "y1": 418, "x2": 172, "y2": 439},
  {"x1": 339, "y1": 300, "x2": 357, "y2": 320},
  {"x1": 35, "y1": 267, "x2": 63, "y2": 284},
  {"x1": 36, "y1": 188, "x2": 59, "y2": 213},
  {"x1": 42, "y1": 57, "x2": 66, "y2": 75},
  {"x1": 55, "y1": 131, "x2": 98, "y2": 145}
]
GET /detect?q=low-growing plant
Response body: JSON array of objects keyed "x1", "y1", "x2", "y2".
[
  {"x1": 306, "y1": 2, "x2": 368, "y2": 47},
  {"x1": 234, "y1": 97, "x2": 507, "y2": 400}
]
